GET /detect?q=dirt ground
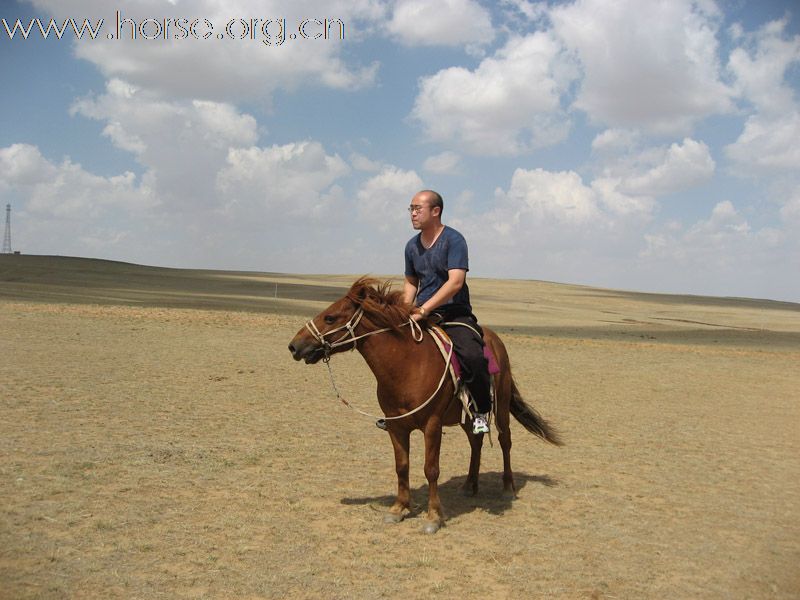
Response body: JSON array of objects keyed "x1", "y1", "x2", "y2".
[{"x1": 1, "y1": 256, "x2": 799, "y2": 599}]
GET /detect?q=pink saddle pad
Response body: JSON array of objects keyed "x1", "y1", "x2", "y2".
[{"x1": 432, "y1": 329, "x2": 501, "y2": 380}]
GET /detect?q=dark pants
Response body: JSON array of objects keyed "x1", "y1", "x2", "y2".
[{"x1": 438, "y1": 313, "x2": 492, "y2": 414}]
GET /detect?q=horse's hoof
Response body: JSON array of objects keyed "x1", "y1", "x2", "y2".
[
  {"x1": 422, "y1": 520, "x2": 441, "y2": 534},
  {"x1": 461, "y1": 486, "x2": 477, "y2": 497},
  {"x1": 502, "y1": 488, "x2": 517, "y2": 499},
  {"x1": 383, "y1": 512, "x2": 405, "y2": 524}
]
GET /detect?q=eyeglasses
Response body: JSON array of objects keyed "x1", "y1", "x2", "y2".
[{"x1": 408, "y1": 205, "x2": 427, "y2": 214}]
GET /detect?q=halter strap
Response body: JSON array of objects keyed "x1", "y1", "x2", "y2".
[{"x1": 304, "y1": 307, "x2": 423, "y2": 361}]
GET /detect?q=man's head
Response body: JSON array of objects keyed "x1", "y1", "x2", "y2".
[{"x1": 409, "y1": 190, "x2": 443, "y2": 231}]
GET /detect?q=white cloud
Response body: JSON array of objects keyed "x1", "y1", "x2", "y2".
[
  {"x1": 423, "y1": 151, "x2": 461, "y2": 175},
  {"x1": 71, "y1": 79, "x2": 258, "y2": 210},
  {"x1": 73, "y1": 81, "x2": 257, "y2": 150},
  {"x1": 472, "y1": 167, "x2": 654, "y2": 248},
  {"x1": 592, "y1": 136, "x2": 715, "y2": 198},
  {"x1": 591, "y1": 177, "x2": 656, "y2": 218},
  {"x1": 728, "y1": 17, "x2": 800, "y2": 115},
  {"x1": 216, "y1": 141, "x2": 349, "y2": 220},
  {"x1": 641, "y1": 200, "x2": 800, "y2": 298},
  {"x1": 349, "y1": 152, "x2": 383, "y2": 172},
  {"x1": 497, "y1": 168, "x2": 602, "y2": 227},
  {"x1": 356, "y1": 166, "x2": 423, "y2": 231},
  {"x1": 619, "y1": 138, "x2": 715, "y2": 196},
  {"x1": 387, "y1": 0, "x2": 494, "y2": 48},
  {"x1": 468, "y1": 171, "x2": 796, "y2": 299},
  {"x1": 725, "y1": 111, "x2": 800, "y2": 173},
  {"x1": 9, "y1": 74, "x2": 354, "y2": 267},
  {"x1": 551, "y1": 0, "x2": 733, "y2": 133},
  {"x1": 591, "y1": 129, "x2": 641, "y2": 154},
  {"x1": 100, "y1": 121, "x2": 146, "y2": 155},
  {"x1": 26, "y1": 166, "x2": 146, "y2": 219},
  {"x1": 412, "y1": 32, "x2": 576, "y2": 155},
  {"x1": 697, "y1": 200, "x2": 750, "y2": 235},
  {"x1": 640, "y1": 200, "x2": 788, "y2": 275},
  {"x1": 0, "y1": 135, "x2": 355, "y2": 270},
  {"x1": 500, "y1": 0, "x2": 549, "y2": 24},
  {"x1": 0, "y1": 143, "x2": 57, "y2": 186},
  {"x1": 192, "y1": 99, "x2": 260, "y2": 145},
  {"x1": 453, "y1": 168, "x2": 653, "y2": 286},
  {"x1": 725, "y1": 18, "x2": 800, "y2": 174},
  {"x1": 779, "y1": 187, "x2": 800, "y2": 226},
  {"x1": 636, "y1": 200, "x2": 797, "y2": 297},
  {"x1": 0, "y1": 143, "x2": 153, "y2": 219}
]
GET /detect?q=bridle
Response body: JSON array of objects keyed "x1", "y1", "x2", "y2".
[{"x1": 304, "y1": 306, "x2": 422, "y2": 362}]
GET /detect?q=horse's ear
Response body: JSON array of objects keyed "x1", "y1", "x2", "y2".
[
  {"x1": 348, "y1": 276, "x2": 377, "y2": 305},
  {"x1": 346, "y1": 283, "x2": 367, "y2": 305}
]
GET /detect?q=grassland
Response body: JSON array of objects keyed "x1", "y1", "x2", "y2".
[{"x1": 1, "y1": 255, "x2": 798, "y2": 599}]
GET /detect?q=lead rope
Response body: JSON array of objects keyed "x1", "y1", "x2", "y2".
[{"x1": 322, "y1": 318, "x2": 449, "y2": 427}]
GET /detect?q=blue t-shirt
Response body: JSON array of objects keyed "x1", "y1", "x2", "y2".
[{"x1": 404, "y1": 225, "x2": 471, "y2": 311}]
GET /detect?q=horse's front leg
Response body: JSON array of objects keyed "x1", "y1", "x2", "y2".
[
  {"x1": 384, "y1": 426, "x2": 411, "y2": 524},
  {"x1": 422, "y1": 418, "x2": 444, "y2": 534},
  {"x1": 461, "y1": 423, "x2": 484, "y2": 496}
]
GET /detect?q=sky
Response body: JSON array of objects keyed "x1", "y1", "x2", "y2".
[{"x1": 1, "y1": 0, "x2": 799, "y2": 302}]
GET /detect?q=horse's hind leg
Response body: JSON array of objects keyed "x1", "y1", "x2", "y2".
[
  {"x1": 384, "y1": 427, "x2": 411, "y2": 524},
  {"x1": 461, "y1": 424, "x2": 483, "y2": 496},
  {"x1": 496, "y1": 375, "x2": 516, "y2": 498}
]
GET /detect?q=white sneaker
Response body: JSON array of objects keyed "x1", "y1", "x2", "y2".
[{"x1": 472, "y1": 413, "x2": 490, "y2": 435}]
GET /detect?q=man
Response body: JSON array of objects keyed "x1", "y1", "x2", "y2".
[{"x1": 403, "y1": 190, "x2": 492, "y2": 435}]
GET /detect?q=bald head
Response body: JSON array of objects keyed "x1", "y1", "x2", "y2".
[
  {"x1": 409, "y1": 189, "x2": 444, "y2": 231},
  {"x1": 415, "y1": 190, "x2": 443, "y2": 214}
]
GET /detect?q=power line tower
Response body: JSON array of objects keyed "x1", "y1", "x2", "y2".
[
  {"x1": 2, "y1": 204, "x2": 11, "y2": 254},
  {"x1": 2, "y1": 204, "x2": 11, "y2": 253}
]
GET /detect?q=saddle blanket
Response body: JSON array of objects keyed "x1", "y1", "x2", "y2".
[{"x1": 430, "y1": 327, "x2": 501, "y2": 380}]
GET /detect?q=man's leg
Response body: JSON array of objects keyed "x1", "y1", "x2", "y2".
[{"x1": 444, "y1": 318, "x2": 492, "y2": 414}]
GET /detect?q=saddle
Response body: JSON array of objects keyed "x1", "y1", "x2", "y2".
[{"x1": 428, "y1": 325, "x2": 500, "y2": 423}]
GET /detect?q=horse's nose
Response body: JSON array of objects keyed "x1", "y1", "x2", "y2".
[{"x1": 288, "y1": 342, "x2": 302, "y2": 360}]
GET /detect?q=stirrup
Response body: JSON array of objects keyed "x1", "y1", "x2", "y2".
[{"x1": 376, "y1": 419, "x2": 387, "y2": 430}]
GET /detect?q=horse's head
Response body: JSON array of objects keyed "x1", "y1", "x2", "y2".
[
  {"x1": 288, "y1": 280, "x2": 369, "y2": 364},
  {"x1": 288, "y1": 277, "x2": 410, "y2": 364}
]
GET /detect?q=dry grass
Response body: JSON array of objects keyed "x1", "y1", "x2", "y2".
[{"x1": 1, "y1": 255, "x2": 799, "y2": 599}]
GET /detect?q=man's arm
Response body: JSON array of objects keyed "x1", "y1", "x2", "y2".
[
  {"x1": 403, "y1": 275, "x2": 419, "y2": 307},
  {"x1": 415, "y1": 269, "x2": 465, "y2": 318}
]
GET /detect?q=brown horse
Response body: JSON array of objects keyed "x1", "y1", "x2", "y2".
[{"x1": 288, "y1": 277, "x2": 561, "y2": 534}]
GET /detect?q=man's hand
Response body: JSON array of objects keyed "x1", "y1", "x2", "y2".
[{"x1": 411, "y1": 307, "x2": 425, "y2": 322}]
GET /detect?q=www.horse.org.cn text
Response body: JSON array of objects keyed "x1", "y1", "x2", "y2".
[{"x1": 2, "y1": 11, "x2": 346, "y2": 47}]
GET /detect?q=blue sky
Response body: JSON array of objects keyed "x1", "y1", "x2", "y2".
[{"x1": 1, "y1": 0, "x2": 799, "y2": 301}]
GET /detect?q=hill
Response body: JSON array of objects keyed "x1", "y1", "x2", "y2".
[
  {"x1": 1, "y1": 254, "x2": 798, "y2": 348},
  {"x1": 0, "y1": 254, "x2": 349, "y2": 316}
]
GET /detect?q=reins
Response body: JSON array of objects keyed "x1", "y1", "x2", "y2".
[{"x1": 305, "y1": 310, "x2": 452, "y2": 426}]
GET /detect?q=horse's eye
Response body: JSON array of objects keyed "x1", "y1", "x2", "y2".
[{"x1": 324, "y1": 315, "x2": 336, "y2": 324}]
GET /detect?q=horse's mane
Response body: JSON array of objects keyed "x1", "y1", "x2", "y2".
[{"x1": 346, "y1": 276, "x2": 411, "y2": 330}]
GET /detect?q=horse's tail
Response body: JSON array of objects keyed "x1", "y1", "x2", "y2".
[{"x1": 509, "y1": 378, "x2": 563, "y2": 446}]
